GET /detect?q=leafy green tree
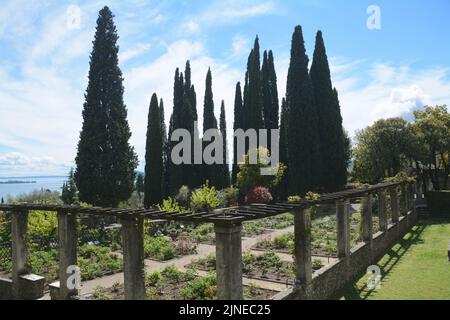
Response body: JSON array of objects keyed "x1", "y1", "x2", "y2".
[
  {"x1": 411, "y1": 105, "x2": 450, "y2": 190},
  {"x1": 61, "y1": 168, "x2": 78, "y2": 205},
  {"x1": 144, "y1": 94, "x2": 163, "y2": 207},
  {"x1": 353, "y1": 118, "x2": 414, "y2": 184},
  {"x1": 219, "y1": 101, "x2": 230, "y2": 189},
  {"x1": 285, "y1": 25, "x2": 320, "y2": 195},
  {"x1": 232, "y1": 82, "x2": 243, "y2": 185},
  {"x1": 237, "y1": 148, "x2": 286, "y2": 196},
  {"x1": 75, "y1": 6, "x2": 138, "y2": 207},
  {"x1": 261, "y1": 50, "x2": 279, "y2": 152},
  {"x1": 310, "y1": 31, "x2": 347, "y2": 191}
]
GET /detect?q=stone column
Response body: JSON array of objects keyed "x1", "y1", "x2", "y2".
[
  {"x1": 361, "y1": 195, "x2": 373, "y2": 243},
  {"x1": 11, "y1": 209, "x2": 29, "y2": 299},
  {"x1": 121, "y1": 216, "x2": 145, "y2": 300},
  {"x1": 378, "y1": 191, "x2": 388, "y2": 232},
  {"x1": 57, "y1": 210, "x2": 78, "y2": 300},
  {"x1": 294, "y1": 207, "x2": 312, "y2": 289},
  {"x1": 215, "y1": 222, "x2": 243, "y2": 300},
  {"x1": 336, "y1": 200, "x2": 350, "y2": 258},
  {"x1": 389, "y1": 188, "x2": 399, "y2": 223}
]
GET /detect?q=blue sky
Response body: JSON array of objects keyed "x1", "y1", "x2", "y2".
[{"x1": 0, "y1": 0, "x2": 449, "y2": 176}]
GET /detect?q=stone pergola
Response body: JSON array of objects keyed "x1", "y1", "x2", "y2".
[{"x1": 0, "y1": 181, "x2": 417, "y2": 300}]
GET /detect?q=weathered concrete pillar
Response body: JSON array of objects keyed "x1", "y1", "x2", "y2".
[
  {"x1": 294, "y1": 208, "x2": 312, "y2": 290},
  {"x1": 336, "y1": 200, "x2": 350, "y2": 258},
  {"x1": 378, "y1": 191, "x2": 388, "y2": 232},
  {"x1": 121, "y1": 216, "x2": 145, "y2": 300},
  {"x1": 361, "y1": 195, "x2": 373, "y2": 243},
  {"x1": 11, "y1": 209, "x2": 29, "y2": 299},
  {"x1": 215, "y1": 222, "x2": 243, "y2": 300},
  {"x1": 389, "y1": 188, "x2": 399, "y2": 223},
  {"x1": 57, "y1": 210, "x2": 78, "y2": 300}
]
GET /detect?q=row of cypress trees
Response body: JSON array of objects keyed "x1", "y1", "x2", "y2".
[{"x1": 74, "y1": 7, "x2": 348, "y2": 208}]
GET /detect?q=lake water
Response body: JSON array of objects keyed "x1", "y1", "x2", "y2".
[{"x1": 0, "y1": 176, "x2": 66, "y2": 200}]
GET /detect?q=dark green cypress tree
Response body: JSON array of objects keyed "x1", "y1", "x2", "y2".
[
  {"x1": 75, "y1": 6, "x2": 137, "y2": 207},
  {"x1": 219, "y1": 101, "x2": 230, "y2": 189},
  {"x1": 136, "y1": 173, "x2": 144, "y2": 194},
  {"x1": 261, "y1": 50, "x2": 279, "y2": 152},
  {"x1": 144, "y1": 94, "x2": 163, "y2": 207},
  {"x1": 278, "y1": 98, "x2": 288, "y2": 198},
  {"x1": 183, "y1": 61, "x2": 201, "y2": 188},
  {"x1": 232, "y1": 82, "x2": 243, "y2": 185},
  {"x1": 169, "y1": 69, "x2": 184, "y2": 194},
  {"x1": 286, "y1": 25, "x2": 320, "y2": 195},
  {"x1": 202, "y1": 68, "x2": 220, "y2": 187},
  {"x1": 159, "y1": 98, "x2": 169, "y2": 198},
  {"x1": 243, "y1": 36, "x2": 264, "y2": 133},
  {"x1": 310, "y1": 31, "x2": 346, "y2": 191}
]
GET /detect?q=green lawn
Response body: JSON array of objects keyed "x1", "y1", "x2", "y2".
[{"x1": 338, "y1": 218, "x2": 450, "y2": 300}]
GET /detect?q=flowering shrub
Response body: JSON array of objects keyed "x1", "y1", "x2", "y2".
[
  {"x1": 190, "y1": 181, "x2": 220, "y2": 212},
  {"x1": 244, "y1": 186, "x2": 273, "y2": 205}
]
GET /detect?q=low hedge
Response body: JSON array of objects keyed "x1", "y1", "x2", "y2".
[{"x1": 426, "y1": 191, "x2": 450, "y2": 216}]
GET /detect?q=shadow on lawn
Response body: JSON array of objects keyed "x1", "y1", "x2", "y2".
[{"x1": 337, "y1": 222, "x2": 427, "y2": 300}]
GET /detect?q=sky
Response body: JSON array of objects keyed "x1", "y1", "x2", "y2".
[{"x1": 0, "y1": 0, "x2": 450, "y2": 177}]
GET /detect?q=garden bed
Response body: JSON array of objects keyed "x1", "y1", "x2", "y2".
[
  {"x1": 0, "y1": 244, "x2": 123, "y2": 283},
  {"x1": 253, "y1": 212, "x2": 380, "y2": 257},
  {"x1": 144, "y1": 235, "x2": 197, "y2": 261},
  {"x1": 83, "y1": 266, "x2": 277, "y2": 300},
  {"x1": 186, "y1": 251, "x2": 325, "y2": 285}
]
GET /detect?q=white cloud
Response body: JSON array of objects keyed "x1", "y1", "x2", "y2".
[
  {"x1": 0, "y1": 152, "x2": 71, "y2": 176},
  {"x1": 182, "y1": 20, "x2": 200, "y2": 34},
  {"x1": 332, "y1": 62, "x2": 450, "y2": 137},
  {"x1": 120, "y1": 43, "x2": 152, "y2": 62},
  {"x1": 231, "y1": 35, "x2": 250, "y2": 58},
  {"x1": 199, "y1": 1, "x2": 275, "y2": 26}
]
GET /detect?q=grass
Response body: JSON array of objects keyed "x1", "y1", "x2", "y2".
[{"x1": 338, "y1": 218, "x2": 450, "y2": 300}]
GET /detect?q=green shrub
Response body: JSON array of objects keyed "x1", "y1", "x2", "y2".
[
  {"x1": 179, "y1": 272, "x2": 217, "y2": 300},
  {"x1": 157, "y1": 197, "x2": 185, "y2": 213},
  {"x1": 190, "y1": 182, "x2": 220, "y2": 213},
  {"x1": 237, "y1": 148, "x2": 286, "y2": 195},
  {"x1": 218, "y1": 187, "x2": 239, "y2": 207},
  {"x1": 176, "y1": 186, "x2": 192, "y2": 207}
]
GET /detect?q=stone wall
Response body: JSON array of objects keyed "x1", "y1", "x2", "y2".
[{"x1": 274, "y1": 209, "x2": 418, "y2": 300}]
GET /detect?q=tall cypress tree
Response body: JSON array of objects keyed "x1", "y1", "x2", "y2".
[
  {"x1": 310, "y1": 31, "x2": 346, "y2": 191},
  {"x1": 278, "y1": 98, "x2": 288, "y2": 198},
  {"x1": 183, "y1": 61, "x2": 201, "y2": 188},
  {"x1": 202, "y1": 68, "x2": 220, "y2": 187},
  {"x1": 219, "y1": 101, "x2": 230, "y2": 189},
  {"x1": 261, "y1": 50, "x2": 279, "y2": 152},
  {"x1": 243, "y1": 36, "x2": 264, "y2": 133},
  {"x1": 144, "y1": 94, "x2": 163, "y2": 207},
  {"x1": 232, "y1": 82, "x2": 243, "y2": 185},
  {"x1": 285, "y1": 25, "x2": 320, "y2": 195},
  {"x1": 75, "y1": 6, "x2": 137, "y2": 207},
  {"x1": 169, "y1": 69, "x2": 184, "y2": 194},
  {"x1": 159, "y1": 98, "x2": 169, "y2": 198}
]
